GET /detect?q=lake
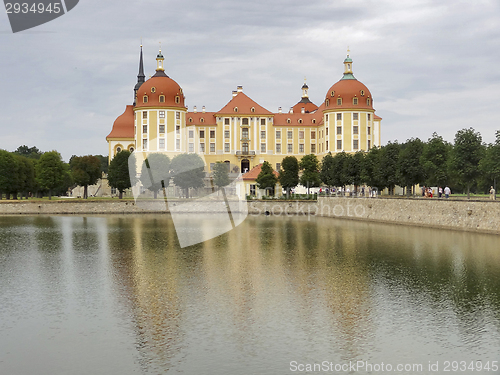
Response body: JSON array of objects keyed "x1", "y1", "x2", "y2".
[{"x1": 1, "y1": 215, "x2": 499, "y2": 374}]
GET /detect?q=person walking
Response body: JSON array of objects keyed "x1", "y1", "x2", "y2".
[
  {"x1": 444, "y1": 186, "x2": 451, "y2": 199},
  {"x1": 438, "y1": 186, "x2": 443, "y2": 198},
  {"x1": 490, "y1": 186, "x2": 496, "y2": 200}
]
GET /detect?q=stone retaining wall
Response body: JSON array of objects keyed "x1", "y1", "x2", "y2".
[{"x1": 1, "y1": 198, "x2": 500, "y2": 234}]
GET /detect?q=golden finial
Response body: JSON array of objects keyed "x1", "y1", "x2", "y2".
[
  {"x1": 140, "y1": 37, "x2": 142, "y2": 48},
  {"x1": 347, "y1": 46, "x2": 350, "y2": 56}
]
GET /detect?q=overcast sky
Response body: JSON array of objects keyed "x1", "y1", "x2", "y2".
[{"x1": 1, "y1": 0, "x2": 499, "y2": 161}]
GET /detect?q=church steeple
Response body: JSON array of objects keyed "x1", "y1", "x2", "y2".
[{"x1": 133, "y1": 44, "x2": 145, "y2": 106}]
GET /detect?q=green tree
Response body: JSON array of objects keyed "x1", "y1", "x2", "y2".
[
  {"x1": 379, "y1": 142, "x2": 400, "y2": 195},
  {"x1": 255, "y1": 161, "x2": 278, "y2": 196},
  {"x1": 12, "y1": 155, "x2": 35, "y2": 199},
  {"x1": 361, "y1": 146, "x2": 384, "y2": 190},
  {"x1": 479, "y1": 130, "x2": 500, "y2": 196},
  {"x1": 170, "y1": 153, "x2": 205, "y2": 198},
  {"x1": 35, "y1": 151, "x2": 65, "y2": 200},
  {"x1": 140, "y1": 153, "x2": 171, "y2": 199},
  {"x1": 344, "y1": 151, "x2": 365, "y2": 192},
  {"x1": 398, "y1": 138, "x2": 425, "y2": 196},
  {"x1": 449, "y1": 128, "x2": 484, "y2": 199},
  {"x1": 108, "y1": 150, "x2": 132, "y2": 199},
  {"x1": 299, "y1": 154, "x2": 321, "y2": 194},
  {"x1": 320, "y1": 153, "x2": 335, "y2": 188},
  {"x1": 213, "y1": 161, "x2": 230, "y2": 194},
  {"x1": 279, "y1": 156, "x2": 299, "y2": 196},
  {"x1": 95, "y1": 155, "x2": 109, "y2": 174},
  {"x1": 0, "y1": 150, "x2": 18, "y2": 199},
  {"x1": 13, "y1": 145, "x2": 43, "y2": 159},
  {"x1": 331, "y1": 151, "x2": 350, "y2": 189},
  {"x1": 420, "y1": 133, "x2": 450, "y2": 187},
  {"x1": 70, "y1": 155, "x2": 102, "y2": 199}
]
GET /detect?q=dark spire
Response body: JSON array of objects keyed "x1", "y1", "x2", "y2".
[{"x1": 133, "y1": 45, "x2": 145, "y2": 105}]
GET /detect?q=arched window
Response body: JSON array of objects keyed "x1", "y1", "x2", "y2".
[
  {"x1": 159, "y1": 95, "x2": 165, "y2": 103},
  {"x1": 331, "y1": 91, "x2": 335, "y2": 97},
  {"x1": 325, "y1": 99, "x2": 330, "y2": 107},
  {"x1": 234, "y1": 107, "x2": 238, "y2": 112},
  {"x1": 116, "y1": 147, "x2": 121, "y2": 153},
  {"x1": 287, "y1": 118, "x2": 291, "y2": 124},
  {"x1": 298, "y1": 119, "x2": 303, "y2": 124},
  {"x1": 360, "y1": 90, "x2": 365, "y2": 96},
  {"x1": 353, "y1": 97, "x2": 358, "y2": 105},
  {"x1": 200, "y1": 118, "x2": 204, "y2": 123},
  {"x1": 175, "y1": 96, "x2": 180, "y2": 104},
  {"x1": 251, "y1": 107, "x2": 255, "y2": 113},
  {"x1": 312, "y1": 119, "x2": 316, "y2": 124},
  {"x1": 367, "y1": 98, "x2": 371, "y2": 106},
  {"x1": 189, "y1": 117, "x2": 193, "y2": 123},
  {"x1": 143, "y1": 96, "x2": 148, "y2": 103}
]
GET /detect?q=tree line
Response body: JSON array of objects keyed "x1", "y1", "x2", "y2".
[
  {"x1": 254, "y1": 128, "x2": 500, "y2": 199},
  {"x1": 0, "y1": 146, "x2": 108, "y2": 200}
]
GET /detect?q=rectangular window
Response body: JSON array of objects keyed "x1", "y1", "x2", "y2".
[
  {"x1": 325, "y1": 128, "x2": 328, "y2": 136},
  {"x1": 337, "y1": 126, "x2": 342, "y2": 135},
  {"x1": 353, "y1": 98, "x2": 358, "y2": 105},
  {"x1": 225, "y1": 143, "x2": 230, "y2": 152},
  {"x1": 276, "y1": 163, "x2": 281, "y2": 171},
  {"x1": 210, "y1": 130, "x2": 215, "y2": 139},
  {"x1": 210, "y1": 143, "x2": 215, "y2": 152},
  {"x1": 353, "y1": 126, "x2": 359, "y2": 135},
  {"x1": 276, "y1": 131, "x2": 281, "y2": 139},
  {"x1": 200, "y1": 130, "x2": 205, "y2": 138},
  {"x1": 189, "y1": 130, "x2": 194, "y2": 138},
  {"x1": 367, "y1": 114, "x2": 371, "y2": 121},
  {"x1": 287, "y1": 130, "x2": 293, "y2": 139},
  {"x1": 261, "y1": 118, "x2": 266, "y2": 125},
  {"x1": 337, "y1": 98, "x2": 342, "y2": 105},
  {"x1": 143, "y1": 125, "x2": 147, "y2": 134},
  {"x1": 261, "y1": 143, "x2": 266, "y2": 153},
  {"x1": 143, "y1": 111, "x2": 147, "y2": 119},
  {"x1": 311, "y1": 144, "x2": 316, "y2": 153},
  {"x1": 287, "y1": 144, "x2": 293, "y2": 153},
  {"x1": 199, "y1": 143, "x2": 205, "y2": 153},
  {"x1": 189, "y1": 143, "x2": 194, "y2": 152},
  {"x1": 159, "y1": 111, "x2": 165, "y2": 118},
  {"x1": 276, "y1": 144, "x2": 281, "y2": 153},
  {"x1": 142, "y1": 139, "x2": 148, "y2": 149},
  {"x1": 159, "y1": 139, "x2": 165, "y2": 149},
  {"x1": 176, "y1": 112, "x2": 180, "y2": 120},
  {"x1": 261, "y1": 130, "x2": 266, "y2": 139},
  {"x1": 159, "y1": 125, "x2": 166, "y2": 134},
  {"x1": 336, "y1": 113, "x2": 341, "y2": 121},
  {"x1": 176, "y1": 139, "x2": 180, "y2": 150},
  {"x1": 250, "y1": 184, "x2": 256, "y2": 196},
  {"x1": 337, "y1": 140, "x2": 342, "y2": 150},
  {"x1": 299, "y1": 131, "x2": 304, "y2": 139},
  {"x1": 311, "y1": 131, "x2": 316, "y2": 139},
  {"x1": 224, "y1": 130, "x2": 230, "y2": 138},
  {"x1": 176, "y1": 125, "x2": 180, "y2": 134},
  {"x1": 353, "y1": 140, "x2": 359, "y2": 150},
  {"x1": 299, "y1": 144, "x2": 304, "y2": 153},
  {"x1": 326, "y1": 114, "x2": 329, "y2": 121},
  {"x1": 224, "y1": 118, "x2": 230, "y2": 125},
  {"x1": 326, "y1": 141, "x2": 328, "y2": 151},
  {"x1": 353, "y1": 113, "x2": 359, "y2": 120},
  {"x1": 368, "y1": 140, "x2": 371, "y2": 150}
]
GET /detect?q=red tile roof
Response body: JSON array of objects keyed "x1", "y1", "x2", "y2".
[
  {"x1": 106, "y1": 105, "x2": 134, "y2": 139},
  {"x1": 217, "y1": 92, "x2": 272, "y2": 115},
  {"x1": 186, "y1": 112, "x2": 217, "y2": 125},
  {"x1": 242, "y1": 163, "x2": 279, "y2": 181},
  {"x1": 374, "y1": 114, "x2": 382, "y2": 120}
]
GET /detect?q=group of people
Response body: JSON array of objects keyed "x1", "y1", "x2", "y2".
[{"x1": 422, "y1": 186, "x2": 451, "y2": 199}]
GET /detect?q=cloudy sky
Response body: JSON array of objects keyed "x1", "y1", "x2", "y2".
[{"x1": 1, "y1": 0, "x2": 499, "y2": 161}]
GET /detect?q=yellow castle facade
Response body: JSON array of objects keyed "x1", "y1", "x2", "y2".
[{"x1": 106, "y1": 47, "x2": 382, "y2": 174}]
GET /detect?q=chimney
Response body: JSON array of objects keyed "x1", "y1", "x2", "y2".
[
  {"x1": 232, "y1": 90, "x2": 237, "y2": 98},
  {"x1": 278, "y1": 107, "x2": 282, "y2": 114},
  {"x1": 193, "y1": 106, "x2": 197, "y2": 113},
  {"x1": 289, "y1": 107, "x2": 293, "y2": 114},
  {"x1": 202, "y1": 106, "x2": 206, "y2": 113},
  {"x1": 301, "y1": 107, "x2": 305, "y2": 114},
  {"x1": 237, "y1": 85, "x2": 243, "y2": 93}
]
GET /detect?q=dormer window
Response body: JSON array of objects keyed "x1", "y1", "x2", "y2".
[
  {"x1": 298, "y1": 119, "x2": 303, "y2": 124},
  {"x1": 287, "y1": 118, "x2": 291, "y2": 124},
  {"x1": 367, "y1": 98, "x2": 371, "y2": 106},
  {"x1": 360, "y1": 90, "x2": 365, "y2": 96},
  {"x1": 175, "y1": 96, "x2": 180, "y2": 104},
  {"x1": 200, "y1": 118, "x2": 204, "y2": 123},
  {"x1": 331, "y1": 91, "x2": 335, "y2": 97},
  {"x1": 234, "y1": 107, "x2": 238, "y2": 112},
  {"x1": 353, "y1": 97, "x2": 358, "y2": 105},
  {"x1": 251, "y1": 107, "x2": 255, "y2": 113},
  {"x1": 337, "y1": 98, "x2": 342, "y2": 105},
  {"x1": 312, "y1": 119, "x2": 316, "y2": 124},
  {"x1": 151, "y1": 87, "x2": 156, "y2": 93},
  {"x1": 325, "y1": 99, "x2": 330, "y2": 107},
  {"x1": 159, "y1": 95, "x2": 165, "y2": 103},
  {"x1": 143, "y1": 96, "x2": 148, "y2": 103}
]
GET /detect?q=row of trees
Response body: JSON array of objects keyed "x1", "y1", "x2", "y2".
[
  {"x1": 254, "y1": 128, "x2": 500, "y2": 198},
  {"x1": 0, "y1": 146, "x2": 108, "y2": 199}
]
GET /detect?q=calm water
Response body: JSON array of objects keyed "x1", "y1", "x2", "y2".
[{"x1": 0, "y1": 215, "x2": 500, "y2": 375}]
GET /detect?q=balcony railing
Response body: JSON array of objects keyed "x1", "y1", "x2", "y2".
[{"x1": 236, "y1": 151, "x2": 256, "y2": 156}]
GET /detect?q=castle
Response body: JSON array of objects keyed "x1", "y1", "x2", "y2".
[{"x1": 106, "y1": 47, "x2": 381, "y2": 175}]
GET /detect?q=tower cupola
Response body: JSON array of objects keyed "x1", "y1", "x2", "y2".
[{"x1": 342, "y1": 48, "x2": 356, "y2": 80}]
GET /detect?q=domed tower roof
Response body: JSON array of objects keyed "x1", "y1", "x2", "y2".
[
  {"x1": 135, "y1": 49, "x2": 186, "y2": 109},
  {"x1": 106, "y1": 105, "x2": 134, "y2": 139},
  {"x1": 324, "y1": 53, "x2": 374, "y2": 111}
]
